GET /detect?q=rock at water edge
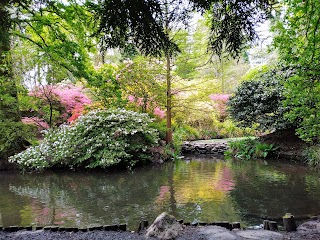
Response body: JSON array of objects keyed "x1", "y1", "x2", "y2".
[{"x1": 145, "y1": 212, "x2": 183, "y2": 239}]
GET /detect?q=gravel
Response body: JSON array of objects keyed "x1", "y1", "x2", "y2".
[{"x1": 1, "y1": 221, "x2": 320, "y2": 240}]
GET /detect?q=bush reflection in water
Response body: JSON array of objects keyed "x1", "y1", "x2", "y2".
[{"x1": 1, "y1": 156, "x2": 320, "y2": 230}]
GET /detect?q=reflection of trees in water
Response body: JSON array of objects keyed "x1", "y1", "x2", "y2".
[
  {"x1": 4, "y1": 159, "x2": 318, "y2": 229},
  {"x1": 7, "y1": 167, "x2": 169, "y2": 229},
  {"x1": 230, "y1": 160, "x2": 320, "y2": 222},
  {"x1": 5, "y1": 160, "x2": 243, "y2": 228},
  {"x1": 9, "y1": 174, "x2": 85, "y2": 227},
  {"x1": 6, "y1": 160, "x2": 241, "y2": 228},
  {"x1": 170, "y1": 159, "x2": 240, "y2": 223},
  {"x1": 0, "y1": 173, "x2": 32, "y2": 227}
]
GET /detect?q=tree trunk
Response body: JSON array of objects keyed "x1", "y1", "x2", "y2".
[
  {"x1": 0, "y1": 2, "x2": 28, "y2": 165},
  {"x1": 0, "y1": 1, "x2": 21, "y2": 122},
  {"x1": 166, "y1": 54, "x2": 172, "y2": 144},
  {"x1": 164, "y1": 1, "x2": 172, "y2": 144}
]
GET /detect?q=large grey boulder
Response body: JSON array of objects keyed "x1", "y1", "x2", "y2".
[{"x1": 146, "y1": 212, "x2": 183, "y2": 239}]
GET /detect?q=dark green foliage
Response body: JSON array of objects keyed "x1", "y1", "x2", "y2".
[
  {"x1": 120, "y1": 43, "x2": 139, "y2": 59},
  {"x1": 228, "y1": 66, "x2": 291, "y2": 131},
  {"x1": 0, "y1": 3, "x2": 27, "y2": 162},
  {"x1": 149, "y1": 120, "x2": 167, "y2": 141},
  {"x1": 0, "y1": 121, "x2": 35, "y2": 162},
  {"x1": 92, "y1": 0, "x2": 274, "y2": 57},
  {"x1": 226, "y1": 138, "x2": 278, "y2": 160},
  {"x1": 209, "y1": 0, "x2": 273, "y2": 57},
  {"x1": 94, "y1": 0, "x2": 180, "y2": 57},
  {"x1": 0, "y1": 3, "x2": 20, "y2": 122},
  {"x1": 283, "y1": 64, "x2": 320, "y2": 142},
  {"x1": 303, "y1": 145, "x2": 320, "y2": 169},
  {"x1": 89, "y1": 65, "x2": 126, "y2": 108},
  {"x1": 271, "y1": 0, "x2": 320, "y2": 143}
]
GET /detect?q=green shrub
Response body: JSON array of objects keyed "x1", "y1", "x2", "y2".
[
  {"x1": 283, "y1": 70, "x2": 320, "y2": 143},
  {"x1": 149, "y1": 119, "x2": 167, "y2": 141},
  {"x1": 172, "y1": 125, "x2": 200, "y2": 154},
  {"x1": 9, "y1": 109, "x2": 159, "y2": 171},
  {"x1": 303, "y1": 146, "x2": 320, "y2": 169},
  {"x1": 211, "y1": 118, "x2": 256, "y2": 139},
  {"x1": 228, "y1": 66, "x2": 292, "y2": 131},
  {"x1": 226, "y1": 138, "x2": 278, "y2": 160},
  {"x1": 0, "y1": 121, "x2": 37, "y2": 160}
]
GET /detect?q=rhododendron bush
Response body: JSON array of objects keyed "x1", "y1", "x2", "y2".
[{"x1": 9, "y1": 109, "x2": 159, "y2": 171}]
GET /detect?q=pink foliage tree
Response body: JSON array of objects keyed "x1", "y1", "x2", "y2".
[
  {"x1": 153, "y1": 106, "x2": 166, "y2": 119},
  {"x1": 127, "y1": 95, "x2": 166, "y2": 119},
  {"x1": 22, "y1": 117, "x2": 50, "y2": 131},
  {"x1": 29, "y1": 84, "x2": 92, "y2": 126},
  {"x1": 209, "y1": 94, "x2": 230, "y2": 121}
]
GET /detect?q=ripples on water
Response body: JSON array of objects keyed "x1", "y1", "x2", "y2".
[{"x1": 0, "y1": 156, "x2": 320, "y2": 230}]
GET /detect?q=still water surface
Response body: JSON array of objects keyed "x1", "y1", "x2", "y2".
[{"x1": 1, "y1": 156, "x2": 320, "y2": 230}]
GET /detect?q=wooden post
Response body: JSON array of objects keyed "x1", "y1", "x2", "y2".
[
  {"x1": 231, "y1": 222, "x2": 241, "y2": 229},
  {"x1": 268, "y1": 221, "x2": 278, "y2": 231},
  {"x1": 137, "y1": 220, "x2": 148, "y2": 233},
  {"x1": 263, "y1": 220, "x2": 270, "y2": 230},
  {"x1": 118, "y1": 224, "x2": 127, "y2": 231},
  {"x1": 26, "y1": 226, "x2": 32, "y2": 231},
  {"x1": 215, "y1": 221, "x2": 231, "y2": 230},
  {"x1": 9, "y1": 226, "x2": 19, "y2": 232},
  {"x1": 283, "y1": 213, "x2": 297, "y2": 232}
]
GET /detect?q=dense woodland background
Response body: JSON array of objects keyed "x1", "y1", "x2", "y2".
[{"x1": 1, "y1": 0, "x2": 320, "y2": 170}]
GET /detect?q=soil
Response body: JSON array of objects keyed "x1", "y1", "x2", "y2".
[{"x1": 259, "y1": 128, "x2": 309, "y2": 160}]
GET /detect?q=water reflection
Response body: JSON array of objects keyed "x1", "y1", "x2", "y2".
[{"x1": 1, "y1": 157, "x2": 320, "y2": 230}]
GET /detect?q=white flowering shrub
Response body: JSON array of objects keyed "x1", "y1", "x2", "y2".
[{"x1": 9, "y1": 109, "x2": 159, "y2": 171}]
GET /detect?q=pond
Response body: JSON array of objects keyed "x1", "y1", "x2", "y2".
[{"x1": 1, "y1": 156, "x2": 320, "y2": 230}]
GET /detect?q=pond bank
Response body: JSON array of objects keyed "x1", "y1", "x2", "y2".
[
  {"x1": 1, "y1": 219, "x2": 320, "y2": 240},
  {"x1": 181, "y1": 139, "x2": 230, "y2": 155},
  {"x1": 182, "y1": 131, "x2": 308, "y2": 161}
]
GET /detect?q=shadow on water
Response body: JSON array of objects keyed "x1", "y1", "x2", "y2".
[{"x1": 1, "y1": 155, "x2": 320, "y2": 230}]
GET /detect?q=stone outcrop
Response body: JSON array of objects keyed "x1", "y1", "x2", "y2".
[
  {"x1": 182, "y1": 140, "x2": 229, "y2": 155},
  {"x1": 145, "y1": 212, "x2": 183, "y2": 239}
]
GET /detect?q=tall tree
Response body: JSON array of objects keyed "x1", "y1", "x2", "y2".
[
  {"x1": 272, "y1": 0, "x2": 320, "y2": 142},
  {"x1": 92, "y1": 0, "x2": 274, "y2": 143},
  {"x1": 0, "y1": 0, "x2": 20, "y2": 122},
  {"x1": 0, "y1": 1, "x2": 29, "y2": 164},
  {"x1": 94, "y1": 0, "x2": 274, "y2": 57},
  {"x1": 0, "y1": 0, "x2": 95, "y2": 161}
]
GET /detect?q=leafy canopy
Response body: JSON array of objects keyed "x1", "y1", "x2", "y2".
[
  {"x1": 271, "y1": 0, "x2": 320, "y2": 142},
  {"x1": 92, "y1": 0, "x2": 274, "y2": 57}
]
